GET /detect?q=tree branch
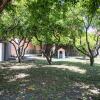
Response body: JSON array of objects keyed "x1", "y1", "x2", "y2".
[
  {"x1": 9, "y1": 40, "x2": 18, "y2": 58},
  {"x1": 22, "y1": 40, "x2": 30, "y2": 57},
  {"x1": 72, "y1": 36, "x2": 90, "y2": 56},
  {"x1": 0, "y1": 0, "x2": 11, "y2": 12}
]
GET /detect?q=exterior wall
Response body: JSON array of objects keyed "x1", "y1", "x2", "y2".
[
  {"x1": 10, "y1": 42, "x2": 41, "y2": 56},
  {"x1": 8, "y1": 42, "x2": 100, "y2": 58},
  {"x1": 5, "y1": 43, "x2": 11, "y2": 60},
  {"x1": 9, "y1": 42, "x2": 79, "y2": 58},
  {"x1": 10, "y1": 43, "x2": 16, "y2": 56},
  {"x1": 1, "y1": 40, "x2": 100, "y2": 60},
  {"x1": 98, "y1": 49, "x2": 100, "y2": 57},
  {"x1": 55, "y1": 45, "x2": 78, "y2": 57},
  {"x1": 26, "y1": 43, "x2": 41, "y2": 54},
  {"x1": 0, "y1": 43, "x2": 4, "y2": 61}
]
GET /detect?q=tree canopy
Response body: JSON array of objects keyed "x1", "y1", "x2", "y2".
[{"x1": 0, "y1": 0, "x2": 100, "y2": 65}]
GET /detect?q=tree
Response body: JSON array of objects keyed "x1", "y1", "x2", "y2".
[
  {"x1": 63, "y1": 2, "x2": 100, "y2": 66},
  {"x1": 0, "y1": 0, "x2": 32, "y2": 63},
  {"x1": 9, "y1": 38, "x2": 31, "y2": 63},
  {"x1": 33, "y1": 24, "x2": 62, "y2": 65},
  {"x1": 26, "y1": 0, "x2": 79, "y2": 64}
]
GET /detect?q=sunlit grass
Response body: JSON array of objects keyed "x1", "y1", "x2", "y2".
[{"x1": 44, "y1": 64, "x2": 86, "y2": 74}]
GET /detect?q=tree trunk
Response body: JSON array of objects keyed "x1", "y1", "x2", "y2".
[
  {"x1": 46, "y1": 56, "x2": 52, "y2": 65},
  {"x1": 48, "y1": 59, "x2": 52, "y2": 65},
  {"x1": 90, "y1": 57, "x2": 94, "y2": 66},
  {"x1": 42, "y1": 51, "x2": 52, "y2": 65},
  {"x1": 17, "y1": 56, "x2": 22, "y2": 63},
  {"x1": 0, "y1": 0, "x2": 11, "y2": 12}
]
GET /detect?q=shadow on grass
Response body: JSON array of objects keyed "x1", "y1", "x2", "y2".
[{"x1": 0, "y1": 61, "x2": 100, "y2": 100}]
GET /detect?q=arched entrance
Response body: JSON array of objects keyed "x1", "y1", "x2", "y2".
[{"x1": 58, "y1": 48, "x2": 65, "y2": 59}]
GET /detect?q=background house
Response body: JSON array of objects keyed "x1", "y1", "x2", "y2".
[
  {"x1": 11, "y1": 43, "x2": 78, "y2": 58},
  {"x1": 0, "y1": 41, "x2": 11, "y2": 61},
  {"x1": 2, "y1": 40, "x2": 99, "y2": 61}
]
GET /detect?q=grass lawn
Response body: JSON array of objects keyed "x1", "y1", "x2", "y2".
[{"x1": 0, "y1": 58, "x2": 100, "y2": 100}]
